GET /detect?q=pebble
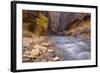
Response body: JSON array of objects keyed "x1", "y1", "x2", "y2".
[
  {"x1": 41, "y1": 59, "x2": 48, "y2": 62},
  {"x1": 47, "y1": 49, "x2": 54, "y2": 52},
  {"x1": 41, "y1": 42, "x2": 49, "y2": 47}
]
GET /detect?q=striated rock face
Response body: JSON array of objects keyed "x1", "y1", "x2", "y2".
[
  {"x1": 49, "y1": 11, "x2": 60, "y2": 32},
  {"x1": 49, "y1": 12, "x2": 81, "y2": 33},
  {"x1": 59, "y1": 12, "x2": 81, "y2": 31},
  {"x1": 64, "y1": 13, "x2": 91, "y2": 39}
]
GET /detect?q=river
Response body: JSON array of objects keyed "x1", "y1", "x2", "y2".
[{"x1": 49, "y1": 36, "x2": 91, "y2": 60}]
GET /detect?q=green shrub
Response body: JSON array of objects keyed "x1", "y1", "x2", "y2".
[{"x1": 34, "y1": 13, "x2": 48, "y2": 35}]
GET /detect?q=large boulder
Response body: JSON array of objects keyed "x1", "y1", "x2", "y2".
[{"x1": 30, "y1": 48, "x2": 40, "y2": 58}]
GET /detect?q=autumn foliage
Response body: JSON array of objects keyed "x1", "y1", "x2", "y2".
[{"x1": 34, "y1": 13, "x2": 48, "y2": 35}]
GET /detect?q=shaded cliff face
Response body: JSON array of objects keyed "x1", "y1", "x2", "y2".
[
  {"x1": 59, "y1": 12, "x2": 81, "y2": 31},
  {"x1": 49, "y1": 12, "x2": 81, "y2": 33},
  {"x1": 49, "y1": 11, "x2": 60, "y2": 32}
]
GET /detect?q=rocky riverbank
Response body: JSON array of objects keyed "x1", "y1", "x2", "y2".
[
  {"x1": 22, "y1": 35, "x2": 91, "y2": 63},
  {"x1": 22, "y1": 36, "x2": 63, "y2": 63}
]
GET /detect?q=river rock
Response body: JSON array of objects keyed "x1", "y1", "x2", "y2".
[
  {"x1": 47, "y1": 49, "x2": 54, "y2": 52},
  {"x1": 34, "y1": 44, "x2": 44, "y2": 49},
  {"x1": 52, "y1": 56, "x2": 60, "y2": 61},
  {"x1": 41, "y1": 59, "x2": 48, "y2": 62},
  {"x1": 22, "y1": 57, "x2": 31, "y2": 62},
  {"x1": 30, "y1": 48, "x2": 40, "y2": 58},
  {"x1": 41, "y1": 42, "x2": 49, "y2": 47},
  {"x1": 34, "y1": 44, "x2": 48, "y2": 53},
  {"x1": 24, "y1": 51, "x2": 30, "y2": 55},
  {"x1": 40, "y1": 47, "x2": 47, "y2": 53}
]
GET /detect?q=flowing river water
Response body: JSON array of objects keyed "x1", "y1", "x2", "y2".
[{"x1": 49, "y1": 36, "x2": 91, "y2": 60}]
